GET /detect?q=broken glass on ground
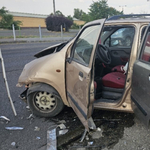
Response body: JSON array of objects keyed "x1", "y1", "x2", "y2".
[{"x1": 5, "y1": 127, "x2": 24, "y2": 130}]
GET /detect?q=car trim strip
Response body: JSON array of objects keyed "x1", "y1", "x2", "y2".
[
  {"x1": 67, "y1": 92, "x2": 87, "y2": 120},
  {"x1": 131, "y1": 95, "x2": 147, "y2": 116}
]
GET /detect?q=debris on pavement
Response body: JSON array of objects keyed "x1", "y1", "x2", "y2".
[
  {"x1": 11, "y1": 142, "x2": 16, "y2": 146},
  {"x1": 58, "y1": 123, "x2": 66, "y2": 130},
  {"x1": 59, "y1": 129, "x2": 68, "y2": 135},
  {"x1": 36, "y1": 137, "x2": 41, "y2": 140},
  {"x1": 47, "y1": 128, "x2": 57, "y2": 150},
  {"x1": 94, "y1": 118, "x2": 121, "y2": 122},
  {"x1": 90, "y1": 129, "x2": 103, "y2": 139},
  {"x1": 88, "y1": 141, "x2": 94, "y2": 146},
  {"x1": 27, "y1": 113, "x2": 35, "y2": 124},
  {"x1": 97, "y1": 127, "x2": 101, "y2": 131},
  {"x1": 5, "y1": 127, "x2": 24, "y2": 130},
  {"x1": 85, "y1": 135, "x2": 89, "y2": 141},
  {"x1": 58, "y1": 120, "x2": 66, "y2": 124},
  {"x1": 26, "y1": 106, "x2": 30, "y2": 111},
  {"x1": 27, "y1": 114, "x2": 35, "y2": 119},
  {"x1": 34, "y1": 126, "x2": 40, "y2": 131},
  {"x1": 0, "y1": 116, "x2": 10, "y2": 122}
]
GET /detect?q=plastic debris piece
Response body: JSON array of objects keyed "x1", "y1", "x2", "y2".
[
  {"x1": 58, "y1": 123, "x2": 66, "y2": 130},
  {"x1": 27, "y1": 114, "x2": 35, "y2": 119},
  {"x1": 47, "y1": 128, "x2": 57, "y2": 150},
  {"x1": 0, "y1": 116, "x2": 10, "y2": 122},
  {"x1": 36, "y1": 137, "x2": 41, "y2": 140},
  {"x1": 26, "y1": 106, "x2": 30, "y2": 110},
  {"x1": 59, "y1": 129, "x2": 68, "y2": 135},
  {"x1": 11, "y1": 142, "x2": 16, "y2": 146},
  {"x1": 85, "y1": 135, "x2": 89, "y2": 141},
  {"x1": 88, "y1": 141, "x2": 93, "y2": 146},
  {"x1": 5, "y1": 127, "x2": 24, "y2": 130},
  {"x1": 97, "y1": 127, "x2": 101, "y2": 131},
  {"x1": 34, "y1": 126, "x2": 40, "y2": 131}
]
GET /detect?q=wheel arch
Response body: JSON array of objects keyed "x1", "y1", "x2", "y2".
[{"x1": 27, "y1": 82, "x2": 61, "y2": 100}]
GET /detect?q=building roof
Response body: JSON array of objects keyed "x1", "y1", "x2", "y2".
[{"x1": 8, "y1": 11, "x2": 48, "y2": 18}]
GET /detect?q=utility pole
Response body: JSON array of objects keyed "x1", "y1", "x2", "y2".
[
  {"x1": 53, "y1": 0, "x2": 56, "y2": 15},
  {"x1": 119, "y1": 5, "x2": 126, "y2": 12}
]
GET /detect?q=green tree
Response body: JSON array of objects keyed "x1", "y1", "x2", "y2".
[
  {"x1": 0, "y1": 6, "x2": 8, "y2": 15},
  {"x1": 55, "y1": 10, "x2": 64, "y2": 16},
  {"x1": 73, "y1": 8, "x2": 90, "y2": 22},
  {"x1": 0, "y1": 6, "x2": 22, "y2": 29},
  {"x1": 88, "y1": 0, "x2": 123, "y2": 21},
  {"x1": 67, "y1": 15, "x2": 73, "y2": 22},
  {"x1": 73, "y1": 8, "x2": 84, "y2": 20}
]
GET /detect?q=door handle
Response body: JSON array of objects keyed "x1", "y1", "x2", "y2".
[
  {"x1": 79, "y1": 71, "x2": 83, "y2": 78},
  {"x1": 149, "y1": 75, "x2": 150, "y2": 81}
]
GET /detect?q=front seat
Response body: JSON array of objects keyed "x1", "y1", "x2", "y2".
[{"x1": 102, "y1": 72, "x2": 126, "y2": 100}]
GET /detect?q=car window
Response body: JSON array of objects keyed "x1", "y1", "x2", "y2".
[
  {"x1": 140, "y1": 32, "x2": 150, "y2": 63},
  {"x1": 73, "y1": 25, "x2": 100, "y2": 65},
  {"x1": 105, "y1": 27, "x2": 135, "y2": 48}
]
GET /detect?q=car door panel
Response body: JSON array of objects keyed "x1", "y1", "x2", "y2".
[
  {"x1": 66, "y1": 19, "x2": 105, "y2": 131},
  {"x1": 131, "y1": 24, "x2": 150, "y2": 126}
]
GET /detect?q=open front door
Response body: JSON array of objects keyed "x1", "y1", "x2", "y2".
[
  {"x1": 66, "y1": 19, "x2": 105, "y2": 131},
  {"x1": 131, "y1": 24, "x2": 150, "y2": 126}
]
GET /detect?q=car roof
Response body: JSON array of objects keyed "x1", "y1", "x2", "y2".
[
  {"x1": 106, "y1": 19, "x2": 150, "y2": 24},
  {"x1": 105, "y1": 14, "x2": 150, "y2": 24}
]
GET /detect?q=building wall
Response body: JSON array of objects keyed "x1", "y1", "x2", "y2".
[
  {"x1": 74, "y1": 20, "x2": 85, "y2": 26},
  {"x1": 13, "y1": 16, "x2": 46, "y2": 28}
]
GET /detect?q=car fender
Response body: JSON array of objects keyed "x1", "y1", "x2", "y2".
[{"x1": 27, "y1": 82, "x2": 59, "y2": 98}]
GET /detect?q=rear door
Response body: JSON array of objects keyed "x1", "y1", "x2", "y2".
[
  {"x1": 66, "y1": 19, "x2": 105, "y2": 131},
  {"x1": 131, "y1": 24, "x2": 150, "y2": 126}
]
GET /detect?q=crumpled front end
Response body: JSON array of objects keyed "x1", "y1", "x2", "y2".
[{"x1": 17, "y1": 49, "x2": 69, "y2": 106}]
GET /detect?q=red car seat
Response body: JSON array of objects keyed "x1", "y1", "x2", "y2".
[
  {"x1": 101, "y1": 72, "x2": 126, "y2": 100},
  {"x1": 102, "y1": 72, "x2": 126, "y2": 89}
]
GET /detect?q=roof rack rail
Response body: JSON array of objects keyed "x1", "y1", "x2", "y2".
[{"x1": 107, "y1": 14, "x2": 150, "y2": 21}]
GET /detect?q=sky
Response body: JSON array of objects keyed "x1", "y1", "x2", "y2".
[{"x1": 0, "y1": 0, "x2": 150, "y2": 16}]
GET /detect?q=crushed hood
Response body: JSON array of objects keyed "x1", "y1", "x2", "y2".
[{"x1": 34, "y1": 42, "x2": 68, "y2": 58}]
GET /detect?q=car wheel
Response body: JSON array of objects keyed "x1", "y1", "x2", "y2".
[
  {"x1": 27, "y1": 90, "x2": 64, "y2": 117},
  {"x1": 125, "y1": 36, "x2": 132, "y2": 46}
]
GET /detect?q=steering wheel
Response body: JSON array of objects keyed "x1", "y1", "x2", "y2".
[{"x1": 96, "y1": 44, "x2": 111, "y2": 65}]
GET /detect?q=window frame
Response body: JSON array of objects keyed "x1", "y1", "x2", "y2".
[
  {"x1": 70, "y1": 23, "x2": 101, "y2": 67},
  {"x1": 139, "y1": 25, "x2": 150, "y2": 65},
  {"x1": 103, "y1": 25, "x2": 135, "y2": 49}
]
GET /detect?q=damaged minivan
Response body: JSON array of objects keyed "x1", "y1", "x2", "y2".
[{"x1": 17, "y1": 14, "x2": 150, "y2": 130}]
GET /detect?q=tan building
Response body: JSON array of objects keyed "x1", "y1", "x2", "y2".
[
  {"x1": 0, "y1": 12, "x2": 86, "y2": 28},
  {"x1": 8, "y1": 12, "x2": 48, "y2": 28},
  {"x1": 73, "y1": 18, "x2": 85, "y2": 26}
]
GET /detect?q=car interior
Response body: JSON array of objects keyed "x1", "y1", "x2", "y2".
[{"x1": 94, "y1": 25, "x2": 135, "y2": 103}]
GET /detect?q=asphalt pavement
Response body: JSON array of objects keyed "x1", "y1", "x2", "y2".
[
  {"x1": 0, "y1": 42, "x2": 60, "y2": 150},
  {"x1": 0, "y1": 41, "x2": 150, "y2": 150}
]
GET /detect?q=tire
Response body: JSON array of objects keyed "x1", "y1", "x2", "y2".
[{"x1": 27, "y1": 88, "x2": 64, "y2": 117}]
